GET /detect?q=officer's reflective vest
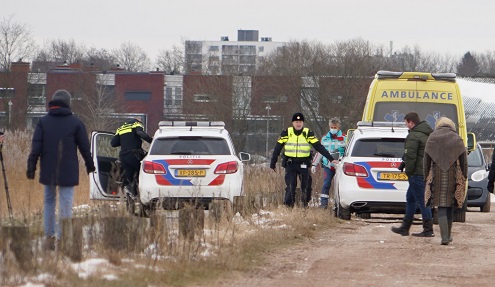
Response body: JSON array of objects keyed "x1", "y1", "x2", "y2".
[
  {"x1": 284, "y1": 127, "x2": 311, "y2": 158},
  {"x1": 115, "y1": 121, "x2": 144, "y2": 136}
]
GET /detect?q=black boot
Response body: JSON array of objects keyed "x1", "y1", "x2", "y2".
[
  {"x1": 412, "y1": 219, "x2": 435, "y2": 237},
  {"x1": 438, "y1": 216, "x2": 449, "y2": 244},
  {"x1": 391, "y1": 218, "x2": 413, "y2": 236}
]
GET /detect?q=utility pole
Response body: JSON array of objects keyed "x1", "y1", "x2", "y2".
[{"x1": 265, "y1": 104, "x2": 271, "y2": 157}]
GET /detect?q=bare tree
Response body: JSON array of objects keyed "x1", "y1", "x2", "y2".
[
  {"x1": 80, "y1": 80, "x2": 121, "y2": 131},
  {"x1": 475, "y1": 51, "x2": 495, "y2": 77},
  {"x1": 84, "y1": 47, "x2": 116, "y2": 71},
  {"x1": 156, "y1": 45, "x2": 184, "y2": 74},
  {"x1": 0, "y1": 15, "x2": 36, "y2": 71},
  {"x1": 32, "y1": 39, "x2": 86, "y2": 72},
  {"x1": 384, "y1": 45, "x2": 458, "y2": 73},
  {"x1": 47, "y1": 39, "x2": 85, "y2": 63},
  {"x1": 112, "y1": 41, "x2": 151, "y2": 72}
]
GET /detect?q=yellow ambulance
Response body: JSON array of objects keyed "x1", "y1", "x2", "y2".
[{"x1": 362, "y1": 71, "x2": 476, "y2": 151}]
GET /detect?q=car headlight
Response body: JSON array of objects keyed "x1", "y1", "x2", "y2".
[{"x1": 471, "y1": 170, "x2": 488, "y2": 182}]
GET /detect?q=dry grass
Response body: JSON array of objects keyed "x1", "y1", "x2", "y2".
[{"x1": 0, "y1": 130, "x2": 338, "y2": 287}]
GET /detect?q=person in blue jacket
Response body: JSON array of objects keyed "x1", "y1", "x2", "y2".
[
  {"x1": 27, "y1": 90, "x2": 95, "y2": 251},
  {"x1": 311, "y1": 117, "x2": 346, "y2": 208}
]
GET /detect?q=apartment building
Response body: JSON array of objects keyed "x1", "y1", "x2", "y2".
[{"x1": 185, "y1": 30, "x2": 285, "y2": 75}]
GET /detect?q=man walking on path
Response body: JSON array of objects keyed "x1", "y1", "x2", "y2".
[{"x1": 391, "y1": 112, "x2": 434, "y2": 237}]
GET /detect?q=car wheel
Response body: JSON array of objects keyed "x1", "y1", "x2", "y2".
[
  {"x1": 337, "y1": 203, "x2": 351, "y2": 220},
  {"x1": 453, "y1": 200, "x2": 467, "y2": 223},
  {"x1": 481, "y1": 193, "x2": 491, "y2": 212},
  {"x1": 140, "y1": 203, "x2": 152, "y2": 218},
  {"x1": 356, "y1": 212, "x2": 371, "y2": 219}
]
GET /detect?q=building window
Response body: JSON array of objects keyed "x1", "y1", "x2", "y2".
[
  {"x1": 222, "y1": 45, "x2": 238, "y2": 55},
  {"x1": 209, "y1": 46, "x2": 219, "y2": 51},
  {"x1": 239, "y1": 45, "x2": 256, "y2": 55},
  {"x1": 27, "y1": 97, "x2": 45, "y2": 106},
  {"x1": 0, "y1": 88, "x2": 15, "y2": 98},
  {"x1": 125, "y1": 91, "x2": 151, "y2": 101},
  {"x1": 258, "y1": 46, "x2": 264, "y2": 52},
  {"x1": 262, "y1": 95, "x2": 288, "y2": 103},
  {"x1": 165, "y1": 87, "x2": 173, "y2": 106},
  {"x1": 175, "y1": 87, "x2": 182, "y2": 106},
  {"x1": 194, "y1": 94, "x2": 217, "y2": 102}
]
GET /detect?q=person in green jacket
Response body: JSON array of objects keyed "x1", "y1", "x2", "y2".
[{"x1": 392, "y1": 112, "x2": 435, "y2": 237}]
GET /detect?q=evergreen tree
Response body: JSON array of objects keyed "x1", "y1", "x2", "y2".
[{"x1": 457, "y1": 52, "x2": 480, "y2": 76}]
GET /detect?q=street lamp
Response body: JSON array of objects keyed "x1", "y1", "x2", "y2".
[
  {"x1": 8, "y1": 100, "x2": 12, "y2": 128},
  {"x1": 265, "y1": 104, "x2": 271, "y2": 157}
]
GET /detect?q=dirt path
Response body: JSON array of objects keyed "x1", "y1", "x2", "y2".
[{"x1": 203, "y1": 201, "x2": 495, "y2": 287}]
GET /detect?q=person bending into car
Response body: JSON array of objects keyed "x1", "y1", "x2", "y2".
[
  {"x1": 26, "y1": 90, "x2": 95, "y2": 251},
  {"x1": 111, "y1": 118, "x2": 152, "y2": 200},
  {"x1": 270, "y1": 112, "x2": 338, "y2": 208},
  {"x1": 311, "y1": 117, "x2": 346, "y2": 209},
  {"x1": 391, "y1": 112, "x2": 434, "y2": 237},
  {"x1": 423, "y1": 117, "x2": 467, "y2": 245}
]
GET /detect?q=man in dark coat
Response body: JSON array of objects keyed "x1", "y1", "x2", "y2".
[
  {"x1": 391, "y1": 112, "x2": 434, "y2": 237},
  {"x1": 27, "y1": 90, "x2": 95, "y2": 250}
]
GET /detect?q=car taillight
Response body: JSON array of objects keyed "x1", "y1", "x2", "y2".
[
  {"x1": 143, "y1": 161, "x2": 166, "y2": 174},
  {"x1": 343, "y1": 162, "x2": 368, "y2": 177},
  {"x1": 214, "y1": 161, "x2": 238, "y2": 174}
]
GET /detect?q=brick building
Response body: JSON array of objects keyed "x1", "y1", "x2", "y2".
[{"x1": 0, "y1": 62, "x2": 371, "y2": 154}]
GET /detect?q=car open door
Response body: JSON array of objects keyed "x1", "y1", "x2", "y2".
[{"x1": 90, "y1": 131, "x2": 121, "y2": 200}]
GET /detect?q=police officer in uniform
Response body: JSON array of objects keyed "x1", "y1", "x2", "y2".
[
  {"x1": 270, "y1": 113, "x2": 338, "y2": 207},
  {"x1": 111, "y1": 118, "x2": 153, "y2": 199}
]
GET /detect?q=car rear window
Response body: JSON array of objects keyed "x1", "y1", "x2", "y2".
[
  {"x1": 149, "y1": 137, "x2": 231, "y2": 155},
  {"x1": 351, "y1": 138, "x2": 405, "y2": 158}
]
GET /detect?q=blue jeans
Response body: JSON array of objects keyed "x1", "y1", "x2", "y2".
[
  {"x1": 405, "y1": 175, "x2": 432, "y2": 220},
  {"x1": 44, "y1": 185, "x2": 74, "y2": 238},
  {"x1": 320, "y1": 167, "x2": 335, "y2": 207}
]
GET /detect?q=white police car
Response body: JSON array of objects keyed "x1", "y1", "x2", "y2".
[
  {"x1": 332, "y1": 121, "x2": 409, "y2": 220},
  {"x1": 89, "y1": 121, "x2": 250, "y2": 215}
]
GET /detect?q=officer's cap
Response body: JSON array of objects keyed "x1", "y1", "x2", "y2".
[{"x1": 292, "y1": 112, "x2": 304, "y2": 122}]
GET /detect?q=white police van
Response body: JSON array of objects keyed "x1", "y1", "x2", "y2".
[{"x1": 89, "y1": 121, "x2": 250, "y2": 215}]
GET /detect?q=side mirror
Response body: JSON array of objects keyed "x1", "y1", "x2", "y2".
[
  {"x1": 467, "y1": 132, "x2": 476, "y2": 152},
  {"x1": 239, "y1": 152, "x2": 251, "y2": 162}
]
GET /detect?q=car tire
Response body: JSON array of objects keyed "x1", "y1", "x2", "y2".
[
  {"x1": 337, "y1": 203, "x2": 351, "y2": 220},
  {"x1": 481, "y1": 193, "x2": 491, "y2": 212},
  {"x1": 453, "y1": 200, "x2": 467, "y2": 223}
]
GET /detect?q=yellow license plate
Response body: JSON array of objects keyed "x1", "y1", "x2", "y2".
[
  {"x1": 378, "y1": 172, "x2": 408, "y2": 181},
  {"x1": 177, "y1": 169, "x2": 206, "y2": 177}
]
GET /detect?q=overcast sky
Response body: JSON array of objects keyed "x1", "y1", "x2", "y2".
[{"x1": 3, "y1": 0, "x2": 495, "y2": 61}]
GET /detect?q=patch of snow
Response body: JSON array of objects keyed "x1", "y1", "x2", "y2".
[
  {"x1": 71, "y1": 258, "x2": 110, "y2": 279},
  {"x1": 73, "y1": 204, "x2": 91, "y2": 211},
  {"x1": 103, "y1": 274, "x2": 118, "y2": 281},
  {"x1": 458, "y1": 79, "x2": 495, "y2": 104},
  {"x1": 19, "y1": 283, "x2": 44, "y2": 287}
]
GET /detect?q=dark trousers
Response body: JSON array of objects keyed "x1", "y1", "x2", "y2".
[
  {"x1": 284, "y1": 162, "x2": 310, "y2": 207},
  {"x1": 120, "y1": 152, "x2": 141, "y2": 196},
  {"x1": 405, "y1": 175, "x2": 432, "y2": 220}
]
